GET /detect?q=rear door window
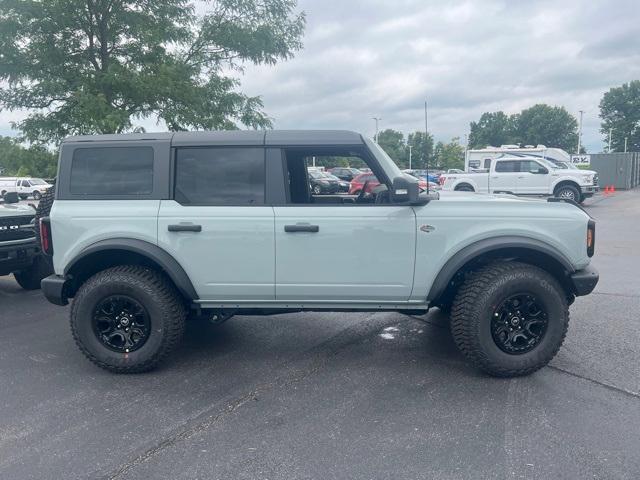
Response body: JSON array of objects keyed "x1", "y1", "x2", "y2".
[
  {"x1": 70, "y1": 147, "x2": 154, "y2": 195},
  {"x1": 495, "y1": 160, "x2": 519, "y2": 173},
  {"x1": 174, "y1": 147, "x2": 265, "y2": 205}
]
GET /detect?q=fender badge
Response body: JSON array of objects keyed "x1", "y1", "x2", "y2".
[{"x1": 420, "y1": 224, "x2": 435, "y2": 233}]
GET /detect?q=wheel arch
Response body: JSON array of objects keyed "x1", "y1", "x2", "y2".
[
  {"x1": 64, "y1": 238, "x2": 198, "y2": 301},
  {"x1": 426, "y1": 236, "x2": 576, "y2": 306},
  {"x1": 553, "y1": 179, "x2": 581, "y2": 195},
  {"x1": 453, "y1": 180, "x2": 476, "y2": 191}
]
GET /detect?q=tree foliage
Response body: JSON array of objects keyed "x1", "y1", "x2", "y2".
[
  {"x1": 433, "y1": 137, "x2": 464, "y2": 170},
  {"x1": 377, "y1": 129, "x2": 434, "y2": 169},
  {"x1": 468, "y1": 104, "x2": 579, "y2": 152},
  {"x1": 0, "y1": 137, "x2": 57, "y2": 177},
  {"x1": 600, "y1": 80, "x2": 640, "y2": 152},
  {"x1": 468, "y1": 111, "x2": 516, "y2": 149},
  {"x1": 0, "y1": 0, "x2": 305, "y2": 143}
]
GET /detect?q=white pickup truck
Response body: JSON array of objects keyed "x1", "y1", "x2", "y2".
[{"x1": 440, "y1": 156, "x2": 599, "y2": 203}]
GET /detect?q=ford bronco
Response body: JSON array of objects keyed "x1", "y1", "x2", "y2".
[
  {"x1": 0, "y1": 192, "x2": 52, "y2": 289},
  {"x1": 40, "y1": 131, "x2": 599, "y2": 376}
]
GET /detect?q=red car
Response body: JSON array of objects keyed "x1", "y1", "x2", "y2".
[
  {"x1": 348, "y1": 173, "x2": 380, "y2": 195},
  {"x1": 349, "y1": 173, "x2": 429, "y2": 195}
]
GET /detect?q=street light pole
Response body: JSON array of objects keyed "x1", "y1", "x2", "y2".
[
  {"x1": 609, "y1": 128, "x2": 613, "y2": 153},
  {"x1": 577, "y1": 110, "x2": 584, "y2": 154},
  {"x1": 408, "y1": 145, "x2": 412, "y2": 170},
  {"x1": 424, "y1": 100, "x2": 429, "y2": 194},
  {"x1": 624, "y1": 137, "x2": 628, "y2": 153},
  {"x1": 372, "y1": 117, "x2": 381, "y2": 143}
]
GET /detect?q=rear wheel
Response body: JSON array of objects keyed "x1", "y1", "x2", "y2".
[
  {"x1": 455, "y1": 184, "x2": 474, "y2": 192},
  {"x1": 71, "y1": 266, "x2": 187, "y2": 373},
  {"x1": 450, "y1": 261, "x2": 568, "y2": 377}
]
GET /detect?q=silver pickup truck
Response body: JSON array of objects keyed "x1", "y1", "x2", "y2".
[
  {"x1": 441, "y1": 156, "x2": 599, "y2": 203},
  {"x1": 39, "y1": 130, "x2": 599, "y2": 377}
]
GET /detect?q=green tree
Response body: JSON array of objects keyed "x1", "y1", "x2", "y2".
[
  {"x1": 0, "y1": 136, "x2": 57, "y2": 177},
  {"x1": 406, "y1": 131, "x2": 434, "y2": 169},
  {"x1": 376, "y1": 129, "x2": 406, "y2": 166},
  {"x1": 514, "y1": 104, "x2": 578, "y2": 152},
  {"x1": 600, "y1": 80, "x2": 640, "y2": 152},
  {"x1": 468, "y1": 105, "x2": 579, "y2": 152},
  {"x1": 468, "y1": 111, "x2": 516, "y2": 148},
  {"x1": 433, "y1": 137, "x2": 464, "y2": 170},
  {"x1": 0, "y1": 0, "x2": 305, "y2": 143}
]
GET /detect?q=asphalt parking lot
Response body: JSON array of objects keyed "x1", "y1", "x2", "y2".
[{"x1": 1, "y1": 191, "x2": 639, "y2": 480}]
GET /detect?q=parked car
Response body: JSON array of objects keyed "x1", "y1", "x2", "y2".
[
  {"x1": 329, "y1": 167, "x2": 362, "y2": 181},
  {"x1": 40, "y1": 130, "x2": 598, "y2": 377},
  {"x1": 0, "y1": 192, "x2": 53, "y2": 289},
  {"x1": 348, "y1": 173, "x2": 380, "y2": 195},
  {"x1": 309, "y1": 170, "x2": 340, "y2": 194},
  {"x1": 403, "y1": 169, "x2": 440, "y2": 184},
  {"x1": 323, "y1": 173, "x2": 350, "y2": 192},
  {"x1": 440, "y1": 156, "x2": 599, "y2": 203},
  {"x1": 0, "y1": 177, "x2": 52, "y2": 200}
]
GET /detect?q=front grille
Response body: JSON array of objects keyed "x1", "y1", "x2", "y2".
[
  {"x1": 593, "y1": 174, "x2": 599, "y2": 186},
  {"x1": 0, "y1": 215, "x2": 36, "y2": 242}
]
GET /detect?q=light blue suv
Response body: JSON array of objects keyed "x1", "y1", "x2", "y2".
[{"x1": 40, "y1": 130, "x2": 599, "y2": 376}]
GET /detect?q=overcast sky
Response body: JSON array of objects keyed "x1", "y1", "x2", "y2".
[
  {"x1": 238, "y1": 0, "x2": 640, "y2": 152},
  {"x1": 2, "y1": 0, "x2": 639, "y2": 153}
]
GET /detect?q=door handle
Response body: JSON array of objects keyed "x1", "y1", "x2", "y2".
[
  {"x1": 518, "y1": 176, "x2": 525, "y2": 179},
  {"x1": 284, "y1": 224, "x2": 319, "y2": 233},
  {"x1": 168, "y1": 223, "x2": 202, "y2": 232}
]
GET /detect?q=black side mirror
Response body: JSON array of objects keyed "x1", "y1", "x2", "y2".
[
  {"x1": 392, "y1": 176, "x2": 428, "y2": 205},
  {"x1": 3, "y1": 191, "x2": 19, "y2": 204}
]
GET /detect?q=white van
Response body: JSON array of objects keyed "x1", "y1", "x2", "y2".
[{"x1": 0, "y1": 177, "x2": 52, "y2": 200}]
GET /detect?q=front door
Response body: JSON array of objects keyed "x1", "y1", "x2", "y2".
[
  {"x1": 274, "y1": 205, "x2": 416, "y2": 301},
  {"x1": 516, "y1": 159, "x2": 550, "y2": 194},
  {"x1": 157, "y1": 146, "x2": 275, "y2": 301},
  {"x1": 273, "y1": 147, "x2": 416, "y2": 302}
]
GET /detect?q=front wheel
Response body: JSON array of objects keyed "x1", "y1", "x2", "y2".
[
  {"x1": 312, "y1": 185, "x2": 322, "y2": 195},
  {"x1": 70, "y1": 266, "x2": 187, "y2": 373},
  {"x1": 32, "y1": 191, "x2": 42, "y2": 200},
  {"x1": 554, "y1": 184, "x2": 580, "y2": 202},
  {"x1": 13, "y1": 255, "x2": 54, "y2": 290},
  {"x1": 450, "y1": 261, "x2": 569, "y2": 377}
]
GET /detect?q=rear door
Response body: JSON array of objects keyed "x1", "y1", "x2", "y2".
[
  {"x1": 157, "y1": 146, "x2": 275, "y2": 301},
  {"x1": 491, "y1": 160, "x2": 520, "y2": 193}
]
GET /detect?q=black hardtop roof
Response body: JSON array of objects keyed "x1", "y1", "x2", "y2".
[{"x1": 63, "y1": 130, "x2": 365, "y2": 146}]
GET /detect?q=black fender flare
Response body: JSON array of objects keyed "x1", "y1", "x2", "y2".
[
  {"x1": 65, "y1": 238, "x2": 198, "y2": 300},
  {"x1": 426, "y1": 236, "x2": 575, "y2": 303}
]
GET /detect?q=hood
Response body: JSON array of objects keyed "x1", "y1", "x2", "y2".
[
  {"x1": 0, "y1": 202, "x2": 36, "y2": 218},
  {"x1": 437, "y1": 191, "x2": 546, "y2": 203}
]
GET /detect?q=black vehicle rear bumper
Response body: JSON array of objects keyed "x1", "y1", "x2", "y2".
[
  {"x1": 569, "y1": 265, "x2": 599, "y2": 296},
  {"x1": 0, "y1": 240, "x2": 38, "y2": 276},
  {"x1": 41, "y1": 274, "x2": 70, "y2": 306}
]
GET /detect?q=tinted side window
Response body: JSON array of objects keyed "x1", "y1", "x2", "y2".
[
  {"x1": 70, "y1": 147, "x2": 154, "y2": 195},
  {"x1": 495, "y1": 160, "x2": 518, "y2": 173},
  {"x1": 175, "y1": 148, "x2": 264, "y2": 205}
]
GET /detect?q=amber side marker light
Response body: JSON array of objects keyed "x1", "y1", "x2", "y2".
[{"x1": 587, "y1": 219, "x2": 595, "y2": 257}]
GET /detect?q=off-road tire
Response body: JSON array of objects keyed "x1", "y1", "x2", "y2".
[
  {"x1": 554, "y1": 184, "x2": 580, "y2": 202},
  {"x1": 13, "y1": 255, "x2": 53, "y2": 290},
  {"x1": 450, "y1": 261, "x2": 569, "y2": 377},
  {"x1": 71, "y1": 266, "x2": 187, "y2": 373}
]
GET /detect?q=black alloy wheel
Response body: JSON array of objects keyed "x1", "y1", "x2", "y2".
[
  {"x1": 92, "y1": 295, "x2": 151, "y2": 353},
  {"x1": 491, "y1": 293, "x2": 548, "y2": 354}
]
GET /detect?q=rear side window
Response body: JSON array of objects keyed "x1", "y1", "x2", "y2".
[
  {"x1": 495, "y1": 160, "x2": 518, "y2": 173},
  {"x1": 70, "y1": 147, "x2": 154, "y2": 195},
  {"x1": 174, "y1": 147, "x2": 265, "y2": 205}
]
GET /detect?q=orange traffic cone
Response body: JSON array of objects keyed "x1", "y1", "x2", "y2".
[
  {"x1": 603, "y1": 185, "x2": 609, "y2": 194},
  {"x1": 611, "y1": 185, "x2": 616, "y2": 193}
]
